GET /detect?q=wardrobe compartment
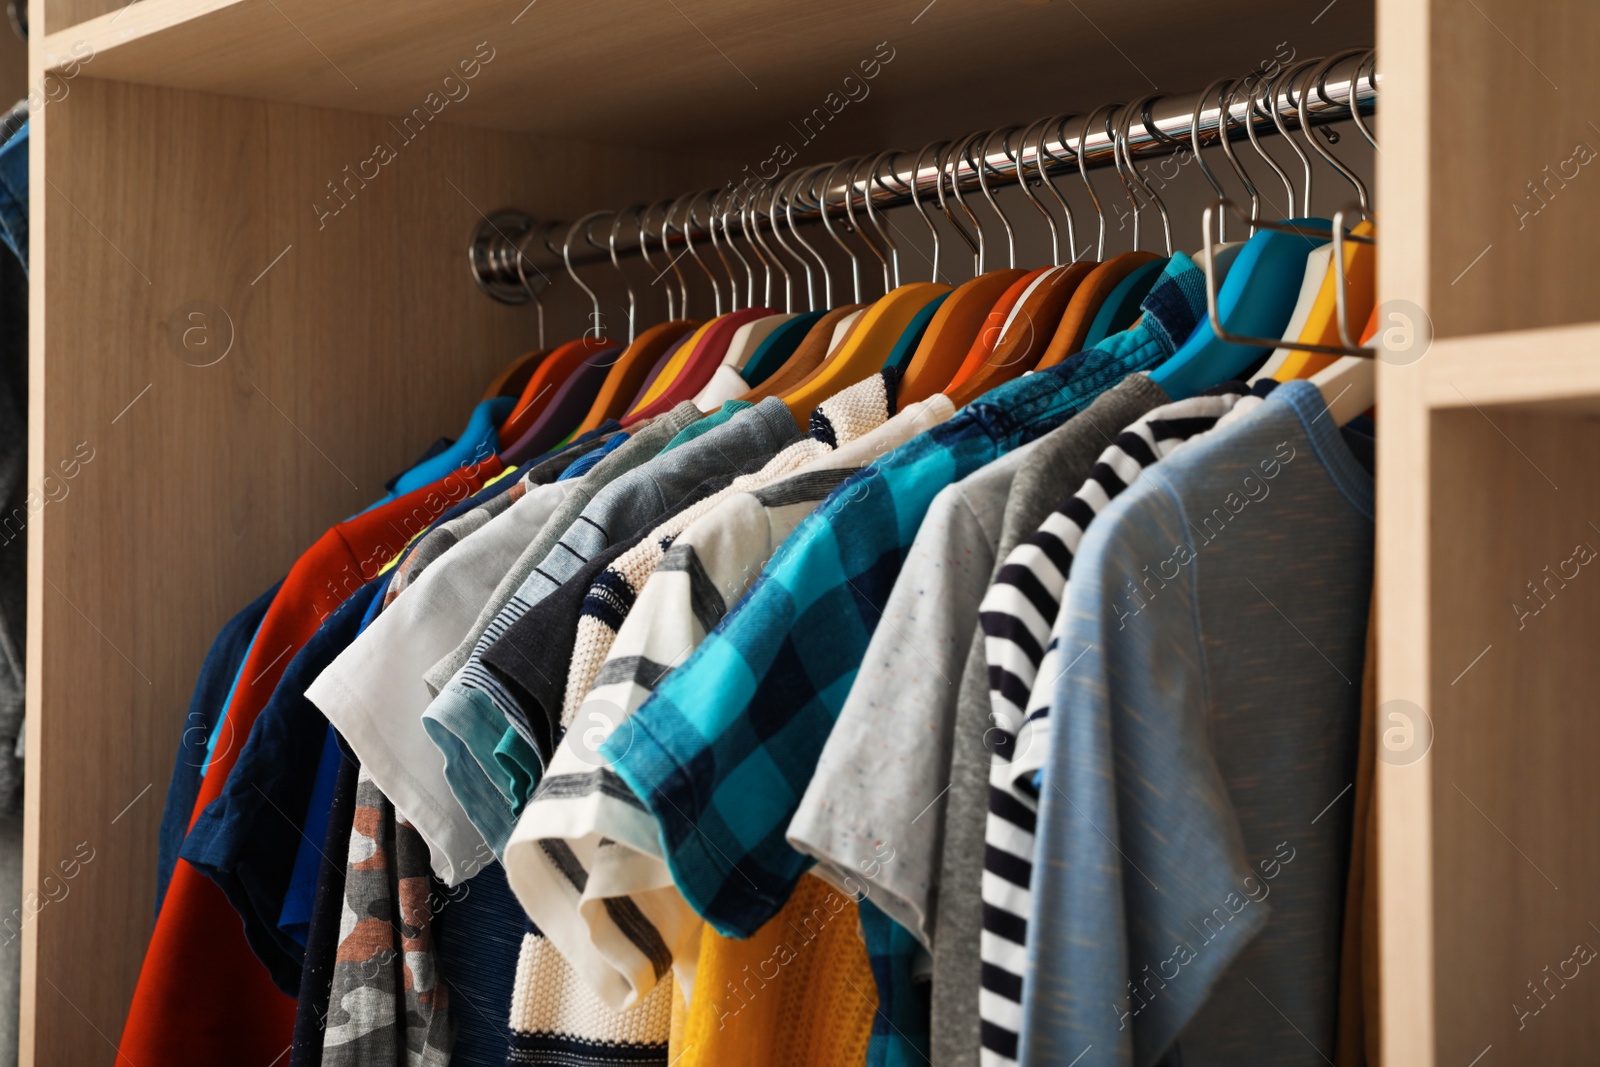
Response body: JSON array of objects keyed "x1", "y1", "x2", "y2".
[{"x1": 28, "y1": 0, "x2": 1600, "y2": 1063}]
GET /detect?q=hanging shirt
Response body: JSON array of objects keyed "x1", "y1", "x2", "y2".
[
  {"x1": 424, "y1": 406, "x2": 703, "y2": 701},
  {"x1": 182, "y1": 577, "x2": 384, "y2": 992},
  {"x1": 499, "y1": 373, "x2": 909, "y2": 1012},
  {"x1": 155, "y1": 579, "x2": 280, "y2": 917},
  {"x1": 1021, "y1": 380, "x2": 1373, "y2": 1067},
  {"x1": 315, "y1": 400, "x2": 799, "y2": 884},
  {"x1": 672, "y1": 875, "x2": 879, "y2": 1067},
  {"x1": 288, "y1": 744, "x2": 360, "y2": 1067},
  {"x1": 604, "y1": 251, "x2": 1213, "y2": 940},
  {"x1": 319, "y1": 769, "x2": 455, "y2": 1066},
  {"x1": 118, "y1": 452, "x2": 503, "y2": 1067},
  {"x1": 973, "y1": 383, "x2": 1260, "y2": 1067},
  {"x1": 928, "y1": 372, "x2": 1175, "y2": 1067}
]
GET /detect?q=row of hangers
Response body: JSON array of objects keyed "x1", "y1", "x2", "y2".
[{"x1": 472, "y1": 47, "x2": 1380, "y2": 467}]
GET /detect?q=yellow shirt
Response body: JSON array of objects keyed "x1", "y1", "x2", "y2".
[{"x1": 669, "y1": 875, "x2": 877, "y2": 1067}]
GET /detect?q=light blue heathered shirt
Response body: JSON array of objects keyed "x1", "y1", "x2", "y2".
[{"x1": 1023, "y1": 380, "x2": 1373, "y2": 1067}]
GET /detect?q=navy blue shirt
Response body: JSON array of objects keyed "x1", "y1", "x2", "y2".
[
  {"x1": 182, "y1": 577, "x2": 382, "y2": 993},
  {"x1": 155, "y1": 579, "x2": 280, "y2": 917}
]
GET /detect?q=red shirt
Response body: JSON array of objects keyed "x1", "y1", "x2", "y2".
[{"x1": 118, "y1": 453, "x2": 501, "y2": 1066}]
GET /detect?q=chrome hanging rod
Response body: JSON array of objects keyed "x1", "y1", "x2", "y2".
[{"x1": 470, "y1": 50, "x2": 1377, "y2": 304}]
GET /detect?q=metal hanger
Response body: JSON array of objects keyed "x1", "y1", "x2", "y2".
[
  {"x1": 1239, "y1": 73, "x2": 1296, "y2": 217},
  {"x1": 788, "y1": 163, "x2": 836, "y2": 307},
  {"x1": 512, "y1": 221, "x2": 551, "y2": 347},
  {"x1": 739, "y1": 189, "x2": 777, "y2": 311},
  {"x1": 975, "y1": 125, "x2": 1020, "y2": 269},
  {"x1": 717, "y1": 188, "x2": 756, "y2": 310},
  {"x1": 643, "y1": 200, "x2": 688, "y2": 320},
  {"x1": 818, "y1": 157, "x2": 865, "y2": 303},
  {"x1": 1183, "y1": 79, "x2": 1234, "y2": 242},
  {"x1": 605, "y1": 208, "x2": 638, "y2": 342},
  {"x1": 1300, "y1": 50, "x2": 1372, "y2": 215},
  {"x1": 767, "y1": 172, "x2": 811, "y2": 310},
  {"x1": 698, "y1": 188, "x2": 739, "y2": 312},
  {"x1": 1117, "y1": 95, "x2": 1174, "y2": 254},
  {"x1": 563, "y1": 210, "x2": 612, "y2": 340},
  {"x1": 1033, "y1": 115, "x2": 1080, "y2": 262},
  {"x1": 940, "y1": 132, "x2": 979, "y2": 275},
  {"x1": 1066, "y1": 109, "x2": 1110, "y2": 259},
  {"x1": 863, "y1": 149, "x2": 903, "y2": 289},
  {"x1": 1104, "y1": 104, "x2": 1145, "y2": 250},
  {"x1": 1213, "y1": 80, "x2": 1263, "y2": 233},
  {"x1": 1349, "y1": 50, "x2": 1379, "y2": 150},
  {"x1": 633, "y1": 204, "x2": 670, "y2": 320},
  {"x1": 936, "y1": 136, "x2": 982, "y2": 275},
  {"x1": 679, "y1": 190, "x2": 724, "y2": 316},
  {"x1": 908, "y1": 140, "x2": 948, "y2": 282},
  {"x1": 1268, "y1": 60, "x2": 1320, "y2": 216},
  {"x1": 1013, "y1": 117, "x2": 1062, "y2": 263},
  {"x1": 844, "y1": 155, "x2": 892, "y2": 296}
]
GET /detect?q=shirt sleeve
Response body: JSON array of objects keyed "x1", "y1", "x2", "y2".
[{"x1": 786, "y1": 482, "x2": 994, "y2": 949}]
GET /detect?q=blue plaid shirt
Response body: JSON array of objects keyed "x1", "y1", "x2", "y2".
[{"x1": 605, "y1": 253, "x2": 1208, "y2": 1055}]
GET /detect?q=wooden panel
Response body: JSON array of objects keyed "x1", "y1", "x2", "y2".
[
  {"x1": 42, "y1": 0, "x2": 1372, "y2": 151},
  {"x1": 1414, "y1": 325, "x2": 1600, "y2": 413},
  {"x1": 1428, "y1": 407, "x2": 1600, "y2": 1064},
  {"x1": 19, "y1": 76, "x2": 725, "y2": 1066},
  {"x1": 1374, "y1": 0, "x2": 1434, "y2": 1058},
  {"x1": 1425, "y1": 0, "x2": 1600, "y2": 338}
]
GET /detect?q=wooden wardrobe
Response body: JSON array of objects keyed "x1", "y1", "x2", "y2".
[{"x1": 15, "y1": 0, "x2": 1600, "y2": 1063}]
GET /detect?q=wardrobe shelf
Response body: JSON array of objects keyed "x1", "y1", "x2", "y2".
[
  {"x1": 42, "y1": 0, "x2": 1374, "y2": 146},
  {"x1": 1416, "y1": 323, "x2": 1600, "y2": 414}
]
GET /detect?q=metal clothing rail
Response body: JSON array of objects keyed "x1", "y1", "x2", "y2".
[{"x1": 469, "y1": 49, "x2": 1377, "y2": 304}]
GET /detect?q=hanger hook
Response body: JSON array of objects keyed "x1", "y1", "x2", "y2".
[
  {"x1": 604, "y1": 208, "x2": 638, "y2": 343},
  {"x1": 1185, "y1": 80, "x2": 1233, "y2": 242},
  {"x1": 766, "y1": 172, "x2": 808, "y2": 310},
  {"x1": 699, "y1": 188, "x2": 740, "y2": 311},
  {"x1": 789, "y1": 163, "x2": 835, "y2": 307},
  {"x1": 908, "y1": 140, "x2": 947, "y2": 283},
  {"x1": 738, "y1": 188, "x2": 775, "y2": 311},
  {"x1": 1120, "y1": 96, "x2": 1174, "y2": 255},
  {"x1": 1267, "y1": 59, "x2": 1320, "y2": 216},
  {"x1": 717, "y1": 187, "x2": 756, "y2": 309},
  {"x1": 844, "y1": 155, "x2": 892, "y2": 296},
  {"x1": 663, "y1": 193, "x2": 699, "y2": 316},
  {"x1": 1033, "y1": 116, "x2": 1082, "y2": 262},
  {"x1": 1100, "y1": 103, "x2": 1146, "y2": 251},
  {"x1": 631, "y1": 204, "x2": 668, "y2": 321},
  {"x1": 1298, "y1": 50, "x2": 1372, "y2": 215},
  {"x1": 683, "y1": 190, "x2": 726, "y2": 316},
  {"x1": 563, "y1": 210, "x2": 611, "y2": 341},
  {"x1": 1065, "y1": 110, "x2": 1111, "y2": 260},
  {"x1": 936, "y1": 136, "x2": 981, "y2": 274},
  {"x1": 1237, "y1": 73, "x2": 1296, "y2": 219},
  {"x1": 1214, "y1": 80, "x2": 1262, "y2": 233},
  {"x1": 974, "y1": 126, "x2": 1020, "y2": 269},
  {"x1": 864, "y1": 149, "x2": 903, "y2": 288},
  {"x1": 512, "y1": 223, "x2": 549, "y2": 348},
  {"x1": 1349, "y1": 49, "x2": 1379, "y2": 150},
  {"x1": 947, "y1": 133, "x2": 989, "y2": 273},
  {"x1": 817, "y1": 157, "x2": 864, "y2": 303},
  {"x1": 1013, "y1": 118, "x2": 1061, "y2": 263}
]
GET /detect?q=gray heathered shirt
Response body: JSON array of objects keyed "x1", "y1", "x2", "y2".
[
  {"x1": 424, "y1": 404, "x2": 702, "y2": 695},
  {"x1": 930, "y1": 372, "x2": 1171, "y2": 1066},
  {"x1": 787, "y1": 437, "x2": 1040, "y2": 956}
]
